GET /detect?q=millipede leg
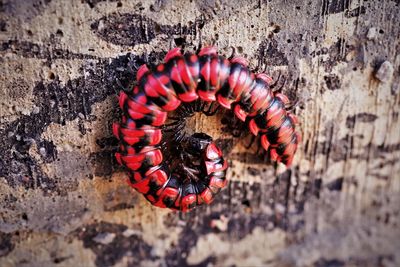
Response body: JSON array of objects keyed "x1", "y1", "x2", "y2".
[
  {"x1": 112, "y1": 86, "x2": 120, "y2": 96},
  {"x1": 164, "y1": 120, "x2": 186, "y2": 133},
  {"x1": 130, "y1": 59, "x2": 142, "y2": 71},
  {"x1": 271, "y1": 73, "x2": 286, "y2": 93},
  {"x1": 180, "y1": 102, "x2": 194, "y2": 117},
  {"x1": 285, "y1": 99, "x2": 299, "y2": 112},
  {"x1": 270, "y1": 71, "x2": 281, "y2": 89},
  {"x1": 228, "y1": 46, "x2": 236, "y2": 60},
  {"x1": 244, "y1": 135, "x2": 256, "y2": 149},
  {"x1": 116, "y1": 78, "x2": 130, "y2": 93},
  {"x1": 204, "y1": 105, "x2": 220, "y2": 116},
  {"x1": 195, "y1": 38, "x2": 203, "y2": 54},
  {"x1": 201, "y1": 102, "x2": 211, "y2": 113},
  {"x1": 176, "y1": 106, "x2": 188, "y2": 118},
  {"x1": 183, "y1": 165, "x2": 200, "y2": 178},
  {"x1": 175, "y1": 128, "x2": 187, "y2": 143},
  {"x1": 256, "y1": 143, "x2": 263, "y2": 154},
  {"x1": 168, "y1": 116, "x2": 183, "y2": 121},
  {"x1": 254, "y1": 58, "x2": 262, "y2": 73},
  {"x1": 184, "y1": 103, "x2": 195, "y2": 117},
  {"x1": 202, "y1": 102, "x2": 213, "y2": 115},
  {"x1": 174, "y1": 121, "x2": 187, "y2": 134},
  {"x1": 194, "y1": 100, "x2": 203, "y2": 113},
  {"x1": 124, "y1": 53, "x2": 141, "y2": 75},
  {"x1": 127, "y1": 63, "x2": 136, "y2": 75},
  {"x1": 209, "y1": 105, "x2": 220, "y2": 116},
  {"x1": 163, "y1": 120, "x2": 184, "y2": 129},
  {"x1": 276, "y1": 77, "x2": 286, "y2": 93}
]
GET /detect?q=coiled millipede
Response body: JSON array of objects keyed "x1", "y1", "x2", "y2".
[{"x1": 113, "y1": 47, "x2": 301, "y2": 212}]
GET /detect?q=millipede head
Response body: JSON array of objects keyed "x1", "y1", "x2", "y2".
[{"x1": 185, "y1": 133, "x2": 213, "y2": 156}]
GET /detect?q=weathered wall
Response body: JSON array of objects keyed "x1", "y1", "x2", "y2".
[{"x1": 0, "y1": 0, "x2": 399, "y2": 266}]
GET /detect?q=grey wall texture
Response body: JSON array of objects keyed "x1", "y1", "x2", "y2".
[{"x1": 0, "y1": 0, "x2": 399, "y2": 266}]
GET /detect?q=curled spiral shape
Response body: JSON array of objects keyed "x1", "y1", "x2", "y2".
[{"x1": 113, "y1": 47, "x2": 301, "y2": 212}]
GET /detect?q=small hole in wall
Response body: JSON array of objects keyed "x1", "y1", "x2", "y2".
[
  {"x1": 273, "y1": 25, "x2": 281, "y2": 33},
  {"x1": 174, "y1": 37, "x2": 185, "y2": 46},
  {"x1": 287, "y1": 39, "x2": 291, "y2": 43},
  {"x1": 22, "y1": 213, "x2": 28, "y2": 220},
  {"x1": 379, "y1": 29, "x2": 384, "y2": 34},
  {"x1": 48, "y1": 71, "x2": 55, "y2": 80},
  {"x1": 242, "y1": 199, "x2": 250, "y2": 207},
  {"x1": 154, "y1": 24, "x2": 161, "y2": 33},
  {"x1": 117, "y1": 1, "x2": 122, "y2": 7},
  {"x1": 56, "y1": 29, "x2": 63, "y2": 37}
]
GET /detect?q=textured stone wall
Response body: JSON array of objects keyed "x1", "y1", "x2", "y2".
[{"x1": 0, "y1": 0, "x2": 399, "y2": 266}]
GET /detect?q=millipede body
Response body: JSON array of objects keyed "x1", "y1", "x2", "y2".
[{"x1": 113, "y1": 47, "x2": 301, "y2": 212}]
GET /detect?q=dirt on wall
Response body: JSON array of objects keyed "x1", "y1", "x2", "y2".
[{"x1": 0, "y1": 0, "x2": 399, "y2": 266}]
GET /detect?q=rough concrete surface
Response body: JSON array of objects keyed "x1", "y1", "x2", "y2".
[{"x1": 0, "y1": 0, "x2": 399, "y2": 266}]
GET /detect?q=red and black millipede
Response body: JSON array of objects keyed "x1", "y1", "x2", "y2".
[{"x1": 113, "y1": 47, "x2": 301, "y2": 212}]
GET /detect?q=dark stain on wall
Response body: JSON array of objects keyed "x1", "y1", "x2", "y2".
[
  {"x1": 164, "y1": 223, "x2": 215, "y2": 266},
  {"x1": 346, "y1": 113, "x2": 378, "y2": 128},
  {"x1": 0, "y1": 0, "x2": 52, "y2": 21},
  {"x1": 345, "y1": 6, "x2": 366, "y2": 18},
  {"x1": 0, "y1": 19, "x2": 7, "y2": 32},
  {"x1": 161, "y1": 169, "x2": 316, "y2": 265},
  {"x1": 326, "y1": 177, "x2": 344, "y2": 191},
  {"x1": 89, "y1": 151, "x2": 116, "y2": 177},
  {"x1": 257, "y1": 39, "x2": 289, "y2": 67},
  {"x1": 311, "y1": 38, "x2": 361, "y2": 73},
  {"x1": 215, "y1": 138, "x2": 235, "y2": 156},
  {"x1": 0, "y1": 41, "x2": 165, "y2": 191},
  {"x1": 0, "y1": 232, "x2": 14, "y2": 257},
  {"x1": 0, "y1": 40, "x2": 100, "y2": 61},
  {"x1": 314, "y1": 258, "x2": 345, "y2": 267},
  {"x1": 324, "y1": 74, "x2": 342, "y2": 90},
  {"x1": 91, "y1": 13, "x2": 205, "y2": 47},
  {"x1": 321, "y1": 0, "x2": 350, "y2": 16},
  {"x1": 76, "y1": 222, "x2": 153, "y2": 267},
  {"x1": 83, "y1": 0, "x2": 118, "y2": 9}
]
